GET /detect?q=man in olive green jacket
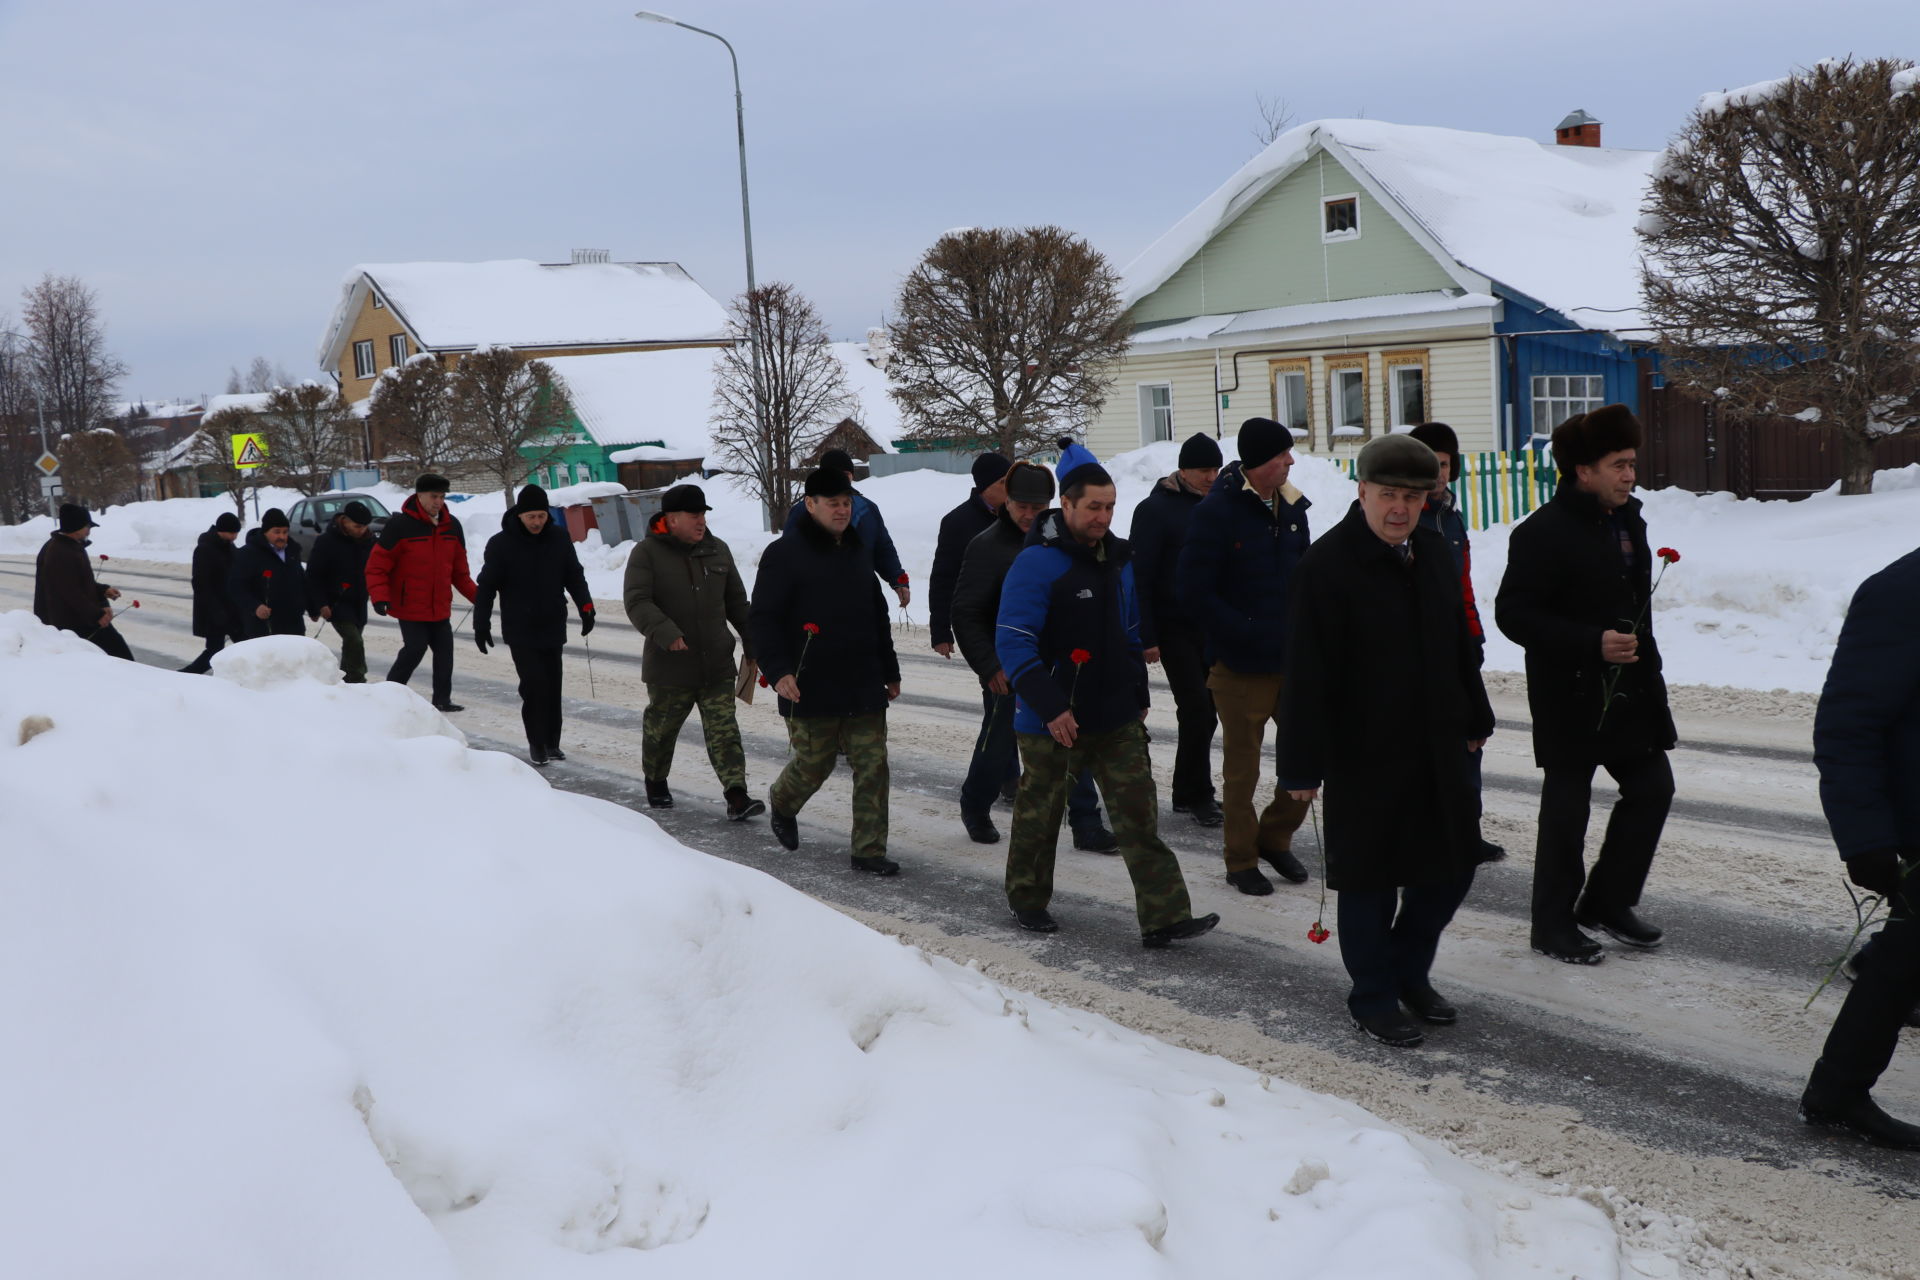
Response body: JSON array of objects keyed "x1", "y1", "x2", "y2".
[{"x1": 623, "y1": 484, "x2": 763, "y2": 821}]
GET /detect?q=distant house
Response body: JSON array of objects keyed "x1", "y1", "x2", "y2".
[
  {"x1": 1089, "y1": 113, "x2": 1658, "y2": 459},
  {"x1": 315, "y1": 253, "x2": 735, "y2": 486}
]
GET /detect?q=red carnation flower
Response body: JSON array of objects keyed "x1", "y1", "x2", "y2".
[
  {"x1": 98, "y1": 554, "x2": 110, "y2": 562},
  {"x1": 263, "y1": 570, "x2": 273, "y2": 579},
  {"x1": 1657, "y1": 546, "x2": 1681, "y2": 564},
  {"x1": 803, "y1": 622, "x2": 820, "y2": 634},
  {"x1": 130, "y1": 600, "x2": 141, "y2": 609},
  {"x1": 757, "y1": 674, "x2": 770, "y2": 688},
  {"x1": 1307, "y1": 923, "x2": 1330, "y2": 945},
  {"x1": 1070, "y1": 648, "x2": 1091, "y2": 665}
]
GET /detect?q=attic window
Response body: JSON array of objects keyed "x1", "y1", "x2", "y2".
[
  {"x1": 371, "y1": 293, "x2": 385, "y2": 309},
  {"x1": 1322, "y1": 195, "x2": 1360, "y2": 242}
]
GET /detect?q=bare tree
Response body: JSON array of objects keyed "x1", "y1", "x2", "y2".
[
  {"x1": 188, "y1": 407, "x2": 256, "y2": 517},
  {"x1": 0, "y1": 321, "x2": 41, "y2": 523},
  {"x1": 367, "y1": 354, "x2": 456, "y2": 477},
  {"x1": 21, "y1": 274, "x2": 127, "y2": 437},
  {"x1": 887, "y1": 226, "x2": 1131, "y2": 458},
  {"x1": 448, "y1": 346, "x2": 574, "y2": 499},
  {"x1": 1251, "y1": 94, "x2": 1295, "y2": 148},
  {"x1": 710, "y1": 282, "x2": 856, "y2": 526},
  {"x1": 1641, "y1": 56, "x2": 1920, "y2": 494},
  {"x1": 256, "y1": 383, "x2": 354, "y2": 496},
  {"x1": 59, "y1": 428, "x2": 139, "y2": 509}
]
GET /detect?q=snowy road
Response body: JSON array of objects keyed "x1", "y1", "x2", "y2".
[{"x1": 8, "y1": 554, "x2": 1916, "y2": 1278}]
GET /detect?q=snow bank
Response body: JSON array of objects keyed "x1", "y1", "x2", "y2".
[{"x1": 0, "y1": 612, "x2": 1624, "y2": 1277}]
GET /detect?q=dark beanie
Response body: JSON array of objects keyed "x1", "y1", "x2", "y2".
[
  {"x1": 340, "y1": 501, "x2": 373, "y2": 525},
  {"x1": 1237, "y1": 417, "x2": 1292, "y2": 470},
  {"x1": 213, "y1": 512, "x2": 242, "y2": 534},
  {"x1": 970, "y1": 452, "x2": 1011, "y2": 490},
  {"x1": 1406, "y1": 422, "x2": 1460, "y2": 478},
  {"x1": 1178, "y1": 432, "x2": 1223, "y2": 470},
  {"x1": 512, "y1": 483, "x2": 551, "y2": 514},
  {"x1": 804, "y1": 465, "x2": 854, "y2": 498},
  {"x1": 1004, "y1": 460, "x2": 1056, "y2": 504},
  {"x1": 820, "y1": 448, "x2": 856, "y2": 474},
  {"x1": 260, "y1": 507, "x2": 290, "y2": 530},
  {"x1": 415, "y1": 473, "x2": 451, "y2": 493}
]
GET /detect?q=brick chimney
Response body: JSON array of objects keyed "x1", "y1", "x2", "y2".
[{"x1": 1554, "y1": 109, "x2": 1602, "y2": 147}]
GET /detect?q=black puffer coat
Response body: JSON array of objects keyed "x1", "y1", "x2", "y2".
[
  {"x1": 1279, "y1": 503, "x2": 1495, "y2": 892},
  {"x1": 305, "y1": 520, "x2": 375, "y2": 629},
  {"x1": 473, "y1": 512, "x2": 593, "y2": 649},
  {"x1": 1128, "y1": 473, "x2": 1206, "y2": 649},
  {"x1": 1176, "y1": 461, "x2": 1312, "y2": 673},
  {"x1": 229, "y1": 530, "x2": 310, "y2": 638},
  {"x1": 950, "y1": 508, "x2": 1027, "y2": 685},
  {"x1": 190, "y1": 528, "x2": 243, "y2": 641},
  {"x1": 929, "y1": 491, "x2": 997, "y2": 647},
  {"x1": 1494, "y1": 483, "x2": 1677, "y2": 768},
  {"x1": 749, "y1": 512, "x2": 900, "y2": 718}
]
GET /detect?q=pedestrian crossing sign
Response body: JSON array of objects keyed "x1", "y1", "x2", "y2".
[{"x1": 230, "y1": 432, "x2": 269, "y2": 469}]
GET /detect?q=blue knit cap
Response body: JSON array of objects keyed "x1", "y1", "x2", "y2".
[{"x1": 1054, "y1": 436, "x2": 1100, "y2": 485}]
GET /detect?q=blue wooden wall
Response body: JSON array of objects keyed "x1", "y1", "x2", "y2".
[{"x1": 1494, "y1": 293, "x2": 1642, "y2": 448}]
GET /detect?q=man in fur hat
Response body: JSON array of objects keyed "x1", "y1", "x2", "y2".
[{"x1": 1495, "y1": 404, "x2": 1676, "y2": 966}]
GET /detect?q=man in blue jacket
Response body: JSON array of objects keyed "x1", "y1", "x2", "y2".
[
  {"x1": 783, "y1": 448, "x2": 911, "y2": 609},
  {"x1": 996, "y1": 446, "x2": 1217, "y2": 948},
  {"x1": 1178, "y1": 417, "x2": 1314, "y2": 896},
  {"x1": 1800, "y1": 546, "x2": 1920, "y2": 1149}
]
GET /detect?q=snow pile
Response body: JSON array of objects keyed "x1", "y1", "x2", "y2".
[
  {"x1": 0, "y1": 485, "x2": 311, "y2": 559},
  {"x1": 0, "y1": 611, "x2": 1624, "y2": 1278}
]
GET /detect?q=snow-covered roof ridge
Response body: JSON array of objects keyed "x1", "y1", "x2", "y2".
[
  {"x1": 1122, "y1": 117, "x2": 1663, "y2": 333},
  {"x1": 316, "y1": 259, "x2": 733, "y2": 369}
]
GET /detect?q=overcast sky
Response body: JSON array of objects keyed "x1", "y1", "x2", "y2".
[{"x1": 2, "y1": 0, "x2": 1915, "y2": 405}]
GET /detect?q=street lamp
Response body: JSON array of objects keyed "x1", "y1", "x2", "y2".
[{"x1": 634, "y1": 10, "x2": 774, "y2": 527}]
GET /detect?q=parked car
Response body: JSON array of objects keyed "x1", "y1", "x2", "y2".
[{"x1": 287, "y1": 492, "x2": 391, "y2": 557}]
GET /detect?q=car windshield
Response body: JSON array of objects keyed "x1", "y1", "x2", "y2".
[{"x1": 353, "y1": 496, "x2": 392, "y2": 518}]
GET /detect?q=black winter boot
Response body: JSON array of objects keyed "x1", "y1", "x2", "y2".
[{"x1": 645, "y1": 778, "x2": 674, "y2": 809}]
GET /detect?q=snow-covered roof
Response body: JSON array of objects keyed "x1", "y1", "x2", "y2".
[
  {"x1": 204, "y1": 392, "x2": 273, "y2": 416},
  {"x1": 1123, "y1": 118, "x2": 1662, "y2": 333},
  {"x1": 111, "y1": 400, "x2": 202, "y2": 420},
  {"x1": 317, "y1": 260, "x2": 733, "y2": 369},
  {"x1": 1130, "y1": 291, "x2": 1499, "y2": 351},
  {"x1": 543, "y1": 341, "x2": 900, "y2": 460}
]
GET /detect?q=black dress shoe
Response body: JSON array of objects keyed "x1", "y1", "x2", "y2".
[
  {"x1": 1142, "y1": 913, "x2": 1220, "y2": 949},
  {"x1": 1073, "y1": 824, "x2": 1119, "y2": 854},
  {"x1": 1227, "y1": 867, "x2": 1274, "y2": 896},
  {"x1": 1531, "y1": 925, "x2": 1605, "y2": 965},
  {"x1": 1012, "y1": 908, "x2": 1059, "y2": 933},
  {"x1": 1175, "y1": 797, "x2": 1224, "y2": 827},
  {"x1": 1353, "y1": 1008, "x2": 1425, "y2": 1048},
  {"x1": 528, "y1": 744, "x2": 550, "y2": 767},
  {"x1": 961, "y1": 809, "x2": 1000, "y2": 844},
  {"x1": 644, "y1": 778, "x2": 674, "y2": 809},
  {"x1": 769, "y1": 803, "x2": 799, "y2": 850},
  {"x1": 1260, "y1": 848, "x2": 1310, "y2": 884},
  {"x1": 1576, "y1": 902, "x2": 1664, "y2": 949},
  {"x1": 725, "y1": 787, "x2": 765, "y2": 822},
  {"x1": 851, "y1": 854, "x2": 901, "y2": 876},
  {"x1": 546, "y1": 745, "x2": 567, "y2": 762},
  {"x1": 1475, "y1": 839, "x2": 1506, "y2": 864},
  {"x1": 1799, "y1": 1087, "x2": 1920, "y2": 1150},
  {"x1": 1401, "y1": 985, "x2": 1458, "y2": 1025},
  {"x1": 432, "y1": 701, "x2": 465, "y2": 713}
]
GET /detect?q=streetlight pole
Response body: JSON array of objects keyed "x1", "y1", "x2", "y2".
[{"x1": 634, "y1": 10, "x2": 774, "y2": 528}]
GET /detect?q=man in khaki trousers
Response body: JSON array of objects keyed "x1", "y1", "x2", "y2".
[{"x1": 1177, "y1": 417, "x2": 1316, "y2": 896}]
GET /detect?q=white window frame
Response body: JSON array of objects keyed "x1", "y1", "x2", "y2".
[
  {"x1": 371, "y1": 293, "x2": 385, "y2": 310},
  {"x1": 1137, "y1": 381, "x2": 1174, "y2": 445},
  {"x1": 1322, "y1": 193, "x2": 1361, "y2": 243},
  {"x1": 1270, "y1": 357, "x2": 1312, "y2": 450},
  {"x1": 1326, "y1": 356, "x2": 1368, "y2": 439},
  {"x1": 574, "y1": 462, "x2": 592, "y2": 485},
  {"x1": 352, "y1": 339, "x2": 376, "y2": 379},
  {"x1": 388, "y1": 334, "x2": 408, "y2": 368},
  {"x1": 1384, "y1": 350, "x2": 1430, "y2": 428},
  {"x1": 1530, "y1": 374, "x2": 1608, "y2": 435}
]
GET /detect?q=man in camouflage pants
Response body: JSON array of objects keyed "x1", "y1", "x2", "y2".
[
  {"x1": 771, "y1": 716, "x2": 891, "y2": 864},
  {"x1": 994, "y1": 444, "x2": 1219, "y2": 947}
]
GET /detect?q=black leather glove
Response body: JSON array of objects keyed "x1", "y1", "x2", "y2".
[
  {"x1": 474, "y1": 624, "x2": 492, "y2": 656},
  {"x1": 1846, "y1": 848, "x2": 1908, "y2": 898},
  {"x1": 373, "y1": 601, "x2": 390, "y2": 616},
  {"x1": 578, "y1": 605, "x2": 596, "y2": 637}
]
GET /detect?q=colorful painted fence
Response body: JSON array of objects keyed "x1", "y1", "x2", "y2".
[{"x1": 1345, "y1": 447, "x2": 1558, "y2": 532}]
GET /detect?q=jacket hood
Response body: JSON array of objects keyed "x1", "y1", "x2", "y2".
[{"x1": 196, "y1": 529, "x2": 232, "y2": 551}]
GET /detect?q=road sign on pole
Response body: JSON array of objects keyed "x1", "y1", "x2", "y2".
[
  {"x1": 231, "y1": 433, "x2": 269, "y2": 469},
  {"x1": 34, "y1": 451, "x2": 58, "y2": 477}
]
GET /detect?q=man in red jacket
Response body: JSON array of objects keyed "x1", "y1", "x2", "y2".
[{"x1": 366, "y1": 473, "x2": 477, "y2": 712}]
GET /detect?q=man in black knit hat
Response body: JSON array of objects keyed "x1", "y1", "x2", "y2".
[
  {"x1": 181, "y1": 512, "x2": 243, "y2": 673},
  {"x1": 34, "y1": 503, "x2": 131, "y2": 659},
  {"x1": 782, "y1": 447, "x2": 911, "y2": 608},
  {"x1": 1132, "y1": 431, "x2": 1224, "y2": 827},
  {"x1": 306, "y1": 501, "x2": 377, "y2": 682},
  {"x1": 930, "y1": 452, "x2": 1010, "y2": 660},
  {"x1": 229, "y1": 508, "x2": 310, "y2": 638}
]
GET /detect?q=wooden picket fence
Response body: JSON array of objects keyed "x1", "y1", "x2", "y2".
[{"x1": 1344, "y1": 447, "x2": 1557, "y2": 532}]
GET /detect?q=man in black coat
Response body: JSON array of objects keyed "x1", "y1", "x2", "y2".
[
  {"x1": 1495, "y1": 405, "x2": 1676, "y2": 965},
  {"x1": 33, "y1": 503, "x2": 131, "y2": 659},
  {"x1": 305, "y1": 501, "x2": 377, "y2": 683},
  {"x1": 1131, "y1": 431, "x2": 1223, "y2": 827},
  {"x1": 180, "y1": 512, "x2": 243, "y2": 673},
  {"x1": 1799, "y1": 545, "x2": 1920, "y2": 1149},
  {"x1": 1280, "y1": 435, "x2": 1494, "y2": 1049},
  {"x1": 229, "y1": 508, "x2": 310, "y2": 638},
  {"x1": 473, "y1": 484, "x2": 595, "y2": 765},
  {"x1": 751, "y1": 466, "x2": 903, "y2": 875},
  {"x1": 1177, "y1": 417, "x2": 1314, "y2": 895},
  {"x1": 929, "y1": 452, "x2": 1009, "y2": 660}
]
